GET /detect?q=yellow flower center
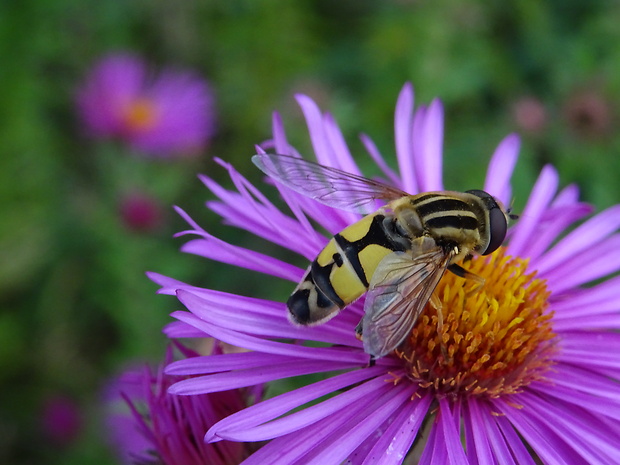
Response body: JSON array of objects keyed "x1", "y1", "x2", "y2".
[
  {"x1": 122, "y1": 98, "x2": 159, "y2": 133},
  {"x1": 397, "y1": 247, "x2": 555, "y2": 399}
]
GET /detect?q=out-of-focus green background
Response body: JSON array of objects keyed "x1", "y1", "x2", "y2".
[{"x1": 2, "y1": 1, "x2": 619, "y2": 463}]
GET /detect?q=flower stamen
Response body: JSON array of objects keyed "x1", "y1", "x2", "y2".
[
  {"x1": 398, "y1": 247, "x2": 555, "y2": 399},
  {"x1": 122, "y1": 97, "x2": 159, "y2": 133}
]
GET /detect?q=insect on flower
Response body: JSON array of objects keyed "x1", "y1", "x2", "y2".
[{"x1": 253, "y1": 153, "x2": 515, "y2": 358}]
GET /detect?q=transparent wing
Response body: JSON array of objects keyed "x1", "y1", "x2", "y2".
[
  {"x1": 361, "y1": 238, "x2": 454, "y2": 358},
  {"x1": 252, "y1": 153, "x2": 409, "y2": 214}
]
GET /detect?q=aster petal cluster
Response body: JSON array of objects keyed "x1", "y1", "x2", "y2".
[
  {"x1": 105, "y1": 345, "x2": 252, "y2": 465},
  {"x1": 152, "y1": 83, "x2": 620, "y2": 464},
  {"x1": 76, "y1": 53, "x2": 216, "y2": 157}
]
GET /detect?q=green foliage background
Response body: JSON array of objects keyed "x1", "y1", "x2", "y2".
[{"x1": 1, "y1": 1, "x2": 619, "y2": 463}]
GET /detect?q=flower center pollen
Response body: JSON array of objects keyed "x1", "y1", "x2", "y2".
[
  {"x1": 397, "y1": 247, "x2": 555, "y2": 399},
  {"x1": 122, "y1": 97, "x2": 159, "y2": 133}
]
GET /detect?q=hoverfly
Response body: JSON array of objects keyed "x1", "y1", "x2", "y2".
[{"x1": 252, "y1": 153, "x2": 512, "y2": 358}]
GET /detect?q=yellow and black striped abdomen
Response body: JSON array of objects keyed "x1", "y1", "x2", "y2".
[{"x1": 287, "y1": 212, "x2": 413, "y2": 325}]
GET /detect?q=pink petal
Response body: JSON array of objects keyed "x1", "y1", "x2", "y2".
[
  {"x1": 507, "y1": 164, "x2": 558, "y2": 257},
  {"x1": 394, "y1": 83, "x2": 417, "y2": 193},
  {"x1": 483, "y1": 133, "x2": 520, "y2": 206}
]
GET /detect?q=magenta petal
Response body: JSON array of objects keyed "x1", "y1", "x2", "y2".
[
  {"x1": 534, "y1": 205, "x2": 620, "y2": 275},
  {"x1": 544, "y1": 235, "x2": 620, "y2": 293},
  {"x1": 323, "y1": 113, "x2": 362, "y2": 176},
  {"x1": 471, "y1": 400, "x2": 535, "y2": 465},
  {"x1": 162, "y1": 320, "x2": 206, "y2": 338},
  {"x1": 551, "y1": 274, "x2": 620, "y2": 316},
  {"x1": 394, "y1": 83, "x2": 417, "y2": 193},
  {"x1": 209, "y1": 371, "x2": 400, "y2": 442},
  {"x1": 181, "y1": 237, "x2": 303, "y2": 282},
  {"x1": 296, "y1": 94, "x2": 333, "y2": 167},
  {"x1": 463, "y1": 399, "x2": 494, "y2": 464},
  {"x1": 493, "y1": 397, "x2": 588, "y2": 465},
  {"x1": 302, "y1": 382, "x2": 415, "y2": 464},
  {"x1": 507, "y1": 164, "x2": 559, "y2": 257},
  {"x1": 483, "y1": 133, "x2": 520, "y2": 206},
  {"x1": 208, "y1": 367, "x2": 387, "y2": 444},
  {"x1": 523, "y1": 201, "x2": 592, "y2": 262},
  {"x1": 438, "y1": 399, "x2": 468, "y2": 465},
  {"x1": 170, "y1": 358, "x2": 362, "y2": 396},
  {"x1": 417, "y1": 99, "x2": 444, "y2": 192},
  {"x1": 171, "y1": 309, "x2": 367, "y2": 364},
  {"x1": 552, "y1": 313, "x2": 620, "y2": 331},
  {"x1": 536, "y1": 373, "x2": 620, "y2": 421},
  {"x1": 518, "y1": 392, "x2": 620, "y2": 463},
  {"x1": 360, "y1": 133, "x2": 402, "y2": 187},
  {"x1": 174, "y1": 287, "x2": 359, "y2": 346},
  {"x1": 493, "y1": 414, "x2": 540, "y2": 465},
  {"x1": 253, "y1": 381, "x2": 411, "y2": 465},
  {"x1": 166, "y1": 352, "x2": 296, "y2": 376},
  {"x1": 360, "y1": 393, "x2": 433, "y2": 465}
]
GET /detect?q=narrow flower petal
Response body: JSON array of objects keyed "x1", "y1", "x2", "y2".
[
  {"x1": 520, "y1": 201, "x2": 592, "y2": 261},
  {"x1": 417, "y1": 99, "x2": 444, "y2": 192},
  {"x1": 519, "y1": 392, "x2": 620, "y2": 463},
  {"x1": 209, "y1": 368, "x2": 388, "y2": 446},
  {"x1": 171, "y1": 308, "x2": 367, "y2": 364},
  {"x1": 483, "y1": 133, "x2": 520, "y2": 206},
  {"x1": 359, "y1": 133, "x2": 402, "y2": 187},
  {"x1": 170, "y1": 358, "x2": 359, "y2": 396},
  {"x1": 295, "y1": 94, "x2": 333, "y2": 167},
  {"x1": 438, "y1": 400, "x2": 468, "y2": 465},
  {"x1": 494, "y1": 398, "x2": 589, "y2": 464},
  {"x1": 464, "y1": 399, "x2": 494, "y2": 464},
  {"x1": 507, "y1": 164, "x2": 559, "y2": 257},
  {"x1": 301, "y1": 382, "x2": 414, "y2": 464},
  {"x1": 493, "y1": 414, "x2": 542, "y2": 465},
  {"x1": 166, "y1": 352, "x2": 297, "y2": 376},
  {"x1": 550, "y1": 274, "x2": 620, "y2": 316},
  {"x1": 210, "y1": 372, "x2": 402, "y2": 442},
  {"x1": 394, "y1": 83, "x2": 417, "y2": 193},
  {"x1": 544, "y1": 235, "x2": 620, "y2": 293},
  {"x1": 361, "y1": 393, "x2": 433, "y2": 465},
  {"x1": 181, "y1": 237, "x2": 303, "y2": 282},
  {"x1": 175, "y1": 287, "x2": 360, "y2": 346},
  {"x1": 163, "y1": 321, "x2": 206, "y2": 338},
  {"x1": 534, "y1": 205, "x2": 620, "y2": 275}
]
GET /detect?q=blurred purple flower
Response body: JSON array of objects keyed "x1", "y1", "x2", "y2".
[
  {"x1": 151, "y1": 83, "x2": 620, "y2": 464},
  {"x1": 563, "y1": 88, "x2": 613, "y2": 139},
  {"x1": 41, "y1": 395, "x2": 82, "y2": 448},
  {"x1": 119, "y1": 191, "x2": 164, "y2": 233},
  {"x1": 511, "y1": 96, "x2": 548, "y2": 135},
  {"x1": 105, "y1": 345, "x2": 253, "y2": 465},
  {"x1": 76, "y1": 53, "x2": 215, "y2": 157}
]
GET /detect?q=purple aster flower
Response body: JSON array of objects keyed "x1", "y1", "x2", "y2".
[
  {"x1": 76, "y1": 53, "x2": 215, "y2": 157},
  {"x1": 40, "y1": 395, "x2": 82, "y2": 448},
  {"x1": 151, "y1": 83, "x2": 620, "y2": 464},
  {"x1": 105, "y1": 345, "x2": 254, "y2": 465}
]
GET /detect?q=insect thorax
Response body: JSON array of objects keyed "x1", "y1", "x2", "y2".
[{"x1": 393, "y1": 193, "x2": 487, "y2": 258}]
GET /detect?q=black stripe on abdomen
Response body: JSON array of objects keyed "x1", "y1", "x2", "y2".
[
  {"x1": 333, "y1": 233, "x2": 369, "y2": 288},
  {"x1": 310, "y1": 260, "x2": 345, "y2": 307}
]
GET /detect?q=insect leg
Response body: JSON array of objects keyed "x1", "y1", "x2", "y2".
[{"x1": 447, "y1": 263, "x2": 485, "y2": 296}]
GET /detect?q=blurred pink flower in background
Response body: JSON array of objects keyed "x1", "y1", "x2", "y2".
[
  {"x1": 41, "y1": 395, "x2": 82, "y2": 448},
  {"x1": 511, "y1": 96, "x2": 548, "y2": 135},
  {"x1": 563, "y1": 88, "x2": 613, "y2": 139},
  {"x1": 76, "y1": 53, "x2": 216, "y2": 157},
  {"x1": 118, "y1": 191, "x2": 165, "y2": 233}
]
